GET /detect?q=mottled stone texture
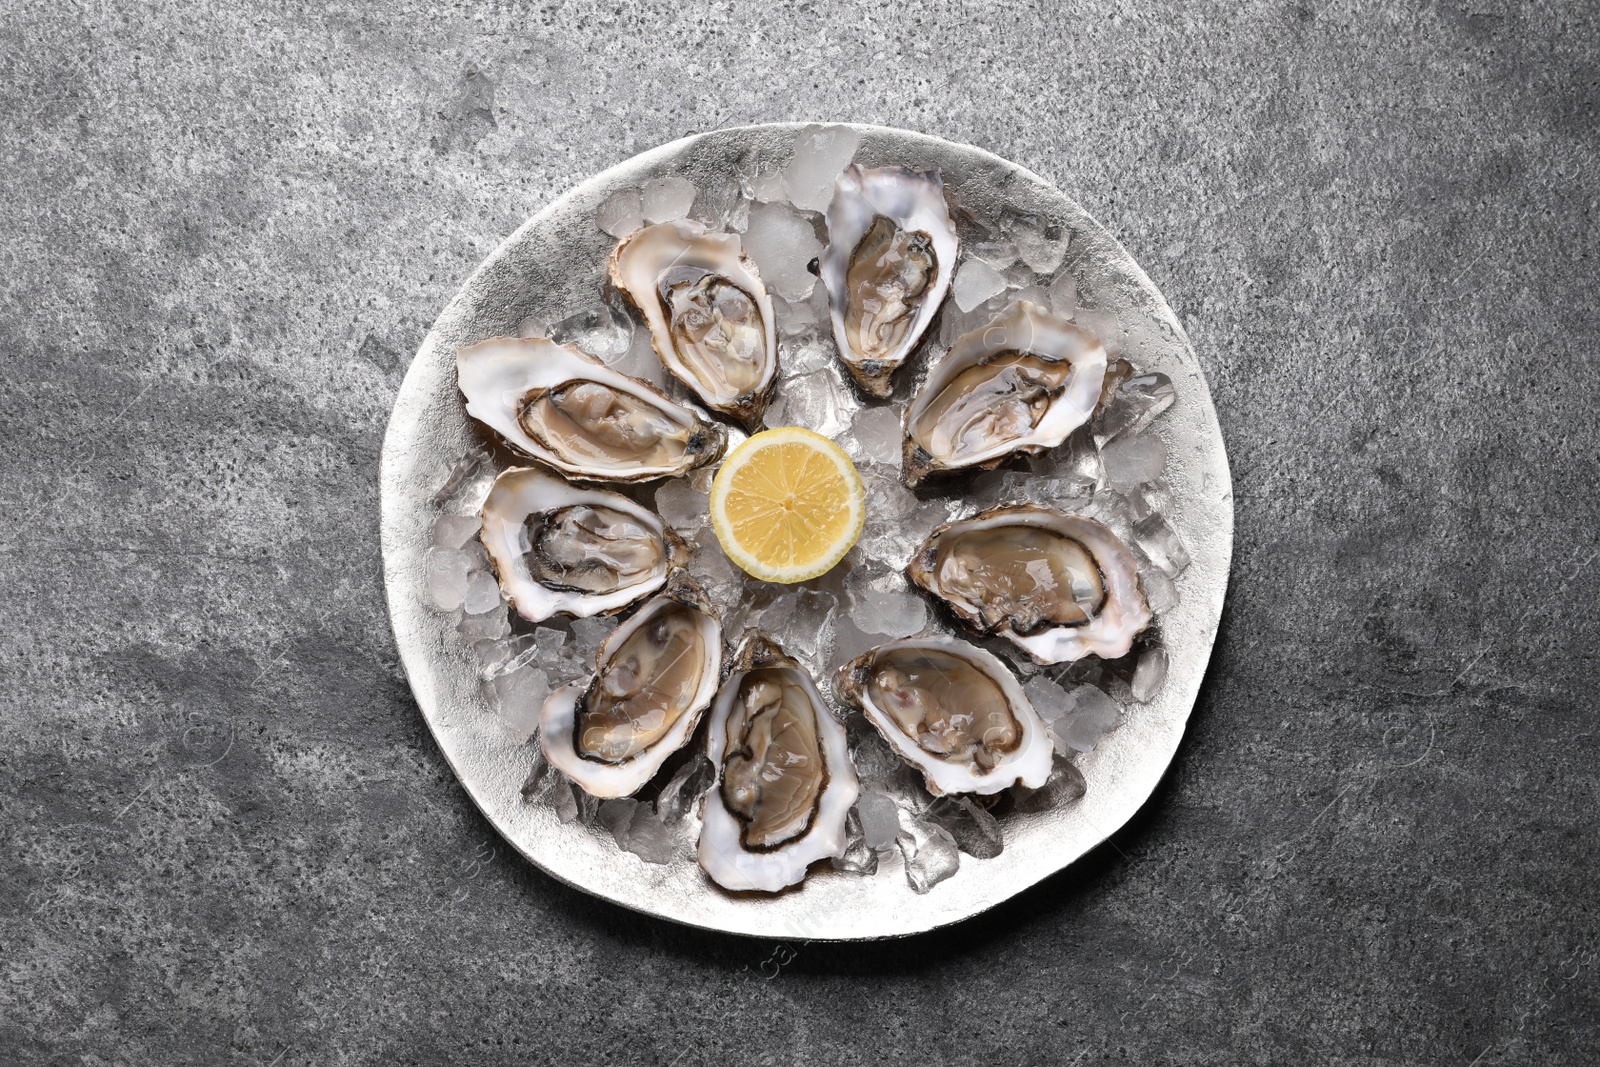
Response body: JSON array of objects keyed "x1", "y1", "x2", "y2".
[{"x1": 1, "y1": 1, "x2": 1596, "y2": 1064}]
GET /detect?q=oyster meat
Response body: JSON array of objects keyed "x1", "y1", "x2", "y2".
[
  {"x1": 479, "y1": 468, "x2": 688, "y2": 622},
  {"x1": 698, "y1": 632, "x2": 859, "y2": 893},
  {"x1": 540, "y1": 573, "x2": 722, "y2": 798},
  {"x1": 902, "y1": 300, "x2": 1107, "y2": 486},
  {"x1": 609, "y1": 220, "x2": 779, "y2": 427},
  {"x1": 821, "y1": 165, "x2": 958, "y2": 397},
  {"x1": 907, "y1": 504, "x2": 1151, "y2": 663},
  {"x1": 457, "y1": 336, "x2": 726, "y2": 482},
  {"x1": 836, "y1": 637, "x2": 1053, "y2": 796}
]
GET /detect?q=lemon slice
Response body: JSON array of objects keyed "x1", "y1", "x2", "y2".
[{"x1": 710, "y1": 427, "x2": 866, "y2": 583}]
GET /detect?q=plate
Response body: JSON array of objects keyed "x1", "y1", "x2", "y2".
[{"x1": 380, "y1": 123, "x2": 1232, "y2": 940}]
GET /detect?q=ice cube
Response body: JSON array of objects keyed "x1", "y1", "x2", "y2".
[
  {"x1": 846, "y1": 405, "x2": 903, "y2": 467},
  {"x1": 1002, "y1": 261, "x2": 1036, "y2": 290},
  {"x1": 483, "y1": 665, "x2": 549, "y2": 742},
  {"x1": 808, "y1": 271, "x2": 832, "y2": 322},
  {"x1": 688, "y1": 464, "x2": 718, "y2": 494},
  {"x1": 831, "y1": 810, "x2": 879, "y2": 876},
  {"x1": 432, "y1": 513, "x2": 481, "y2": 550},
  {"x1": 425, "y1": 547, "x2": 472, "y2": 611},
  {"x1": 657, "y1": 753, "x2": 714, "y2": 824},
  {"x1": 783, "y1": 124, "x2": 861, "y2": 213},
  {"x1": 654, "y1": 480, "x2": 709, "y2": 534},
  {"x1": 939, "y1": 290, "x2": 1011, "y2": 349},
  {"x1": 566, "y1": 780, "x2": 601, "y2": 831},
  {"x1": 863, "y1": 470, "x2": 919, "y2": 521},
  {"x1": 781, "y1": 337, "x2": 834, "y2": 377},
  {"x1": 884, "y1": 761, "x2": 937, "y2": 815},
  {"x1": 626, "y1": 810, "x2": 678, "y2": 864},
  {"x1": 741, "y1": 201, "x2": 822, "y2": 301},
  {"x1": 856, "y1": 790, "x2": 901, "y2": 852},
  {"x1": 571, "y1": 616, "x2": 619, "y2": 664},
  {"x1": 1099, "y1": 372, "x2": 1177, "y2": 442},
  {"x1": 598, "y1": 798, "x2": 676, "y2": 864},
  {"x1": 1006, "y1": 213, "x2": 1069, "y2": 275},
  {"x1": 430, "y1": 449, "x2": 496, "y2": 516},
  {"x1": 952, "y1": 259, "x2": 1007, "y2": 312},
  {"x1": 856, "y1": 531, "x2": 912, "y2": 570},
  {"x1": 461, "y1": 570, "x2": 502, "y2": 615},
  {"x1": 1024, "y1": 473, "x2": 1096, "y2": 509},
  {"x1": 1102, "y1": 433, "x2": 1167, "y2": 490},
  {"x1": 457, "y1": 603, "x2": 511, "y2": 641},
  {"x1": 687, "y1": 534, "x2": 745, "y2": 607},
  {"x1": 517, "y1": 315, "x2": 545, "y2": 339},
  {"x1": 552, "y1": 776, "x2": 581, "y2": 823},
  {"x1": 773, "y1": 293, "x2": 819, "y2": 338},
  {"x1": 690, "y1": 176, "x2": 744, "y2": 232},
  {"x1": 897, "y1": 818, "x2": 960, "y2": 894},
  {"x1": 532, "y1": 626, "x2": 570, "y2": 667},
  {"x1": 758, "y1": 587, "x2": 837, "y2": 668},
  {"x1": 968, "y1": 469, "x2": 1011, "y2": 510},
  {"x1": 924, "y1": 796, "x2": 1003, "y2": 859},
  {"x1": 460, "y1": 537, "x2": 490, "y2": 572},
  {"x1": 640, "y1": 176, "x2": 698, "y2": 225},
  {"x1": 1011, "y1": 284, "x2": 1051, "y2": 308},
  {"x1": 475, "y1": 634, "x2": 538, "y2": 679},
  {"x1": 1133, "y1": 513, "x2": 1191, "y2": 577},
  {"x1": 606, "y1": 315, "x2": 666, "y2": 387},
  {"x1": 1022, "y1": 674, "x2": 1073, "y2": 724},
  {"x1": 1131, "y1": 645, "x2": 1169, "y2": 703},
  {"x1": 847, "y1": 571, "x2": 928, "y2": 637},
  {"x1": 1011, "y1": 757, "x2": 1087, "y2": 813},
  {"x1": 1074, "y1": 306, "x2": 1122, "y2": 358},
  {"x1": 1053, "y1": 684, "x2": 1120, "y2": 753},
  {"x1": 596, "y1": 188, "x2": 643, "y2": 238},
  {"x1": 832, "y1": 614, "x2": 881, "y2": 666},
  {"x1": 766, "y1": 366, "x2": 850, "y2": 437},
  {"x1": 519, "y1": 747, "x2": 548, "y2": 800},
  {"x1": 970, "y1": 237, "x2": 1019, "y2": 269},
  {"x1": 850, "y1": 736, "x2": 904, "y2": 785},
  {"x1": 1143, "y1": 567, "x2": 1180, "y2": 614},
  {"x1": 549, "y1": 305, "x2": 632, "y2": 363},
  {"x1": 748, "y1": 170, "x2": 786, "y2": 203},
  {"x1": 1125, "y1": 485, "x2": 1173, "y2": 524},
  {"x1": 1048, "y1": 270, "x2": 1078, "y2": 318}
]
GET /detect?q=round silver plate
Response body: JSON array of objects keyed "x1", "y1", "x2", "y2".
[{"x1": 380, "y1": 123, "x2": 1233, "y2": 940}]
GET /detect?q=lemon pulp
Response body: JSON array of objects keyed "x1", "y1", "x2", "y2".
[{"x1": 709, "y1": 427, "x2": 866, "y2": 583}]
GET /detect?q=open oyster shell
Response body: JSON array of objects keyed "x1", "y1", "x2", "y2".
[
  {"x1": 478, "y1": 468, "x2": 688, "y2": 623},
  {"x1": 835, "y1": 636, "x2": 1053, "y2": 796},
  {"x1": 540, "y1": 573, "x2": 722, "y2": 799},
  {"x1": 609, "y1": 220, "x2": 779, "y2": 428},
  {"x1": 456, "y1": 336, "x2": 726, "y2": 482},
  {"x1": 902, "y1": 300, "x2": 1107, "y2": 487},
  {"x1": 821, "y1": 165, "x2": 958, "y2": 397},
  {"x1": 697, "y1": 632, "x2": 859, "y2": 893},
  {"x1": 906, "y1": 504, "x2": 1151, "y2": 663}
]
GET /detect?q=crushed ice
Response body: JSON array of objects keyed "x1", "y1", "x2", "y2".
[{"x1": 426, "y1": 126, "x2": 1195, "y2": 892}]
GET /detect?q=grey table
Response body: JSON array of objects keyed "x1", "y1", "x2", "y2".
[{"x1": 2, "y1": 3, "x2": 1596, "y2": 1064}]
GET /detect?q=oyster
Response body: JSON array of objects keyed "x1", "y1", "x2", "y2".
[
  {"x1": 907, "y1": 504, "x2": 1151, "y2": 663},
  {"x1": 609, "y1": 220, "x2": 778, "y2": 427},
  {"x1": 478, "y1": 468, "x2": 688, "y2": 622},
  {"x1": 540, "y1": 573, "x2": 722, "y2": 798},
  {"x1": 698, "y1": 632, "x2": 859, "y2": 893},
  {"x1": 835, "y1": 637, "x2": 1053, "y2": 796},
  {"x1": 820, "y1": 165, "x2": 957, "y2": 397},
  {"x1": 902, "y1": 301, "x2": 1107, "y2": 486},
  {"x1": 456, "y1": 336, "x2": 726, "y2": 482}
]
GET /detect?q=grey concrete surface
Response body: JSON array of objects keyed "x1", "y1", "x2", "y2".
[{"x1": 1, "y1": 1, "x2": 1596, "y2": 1064}]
